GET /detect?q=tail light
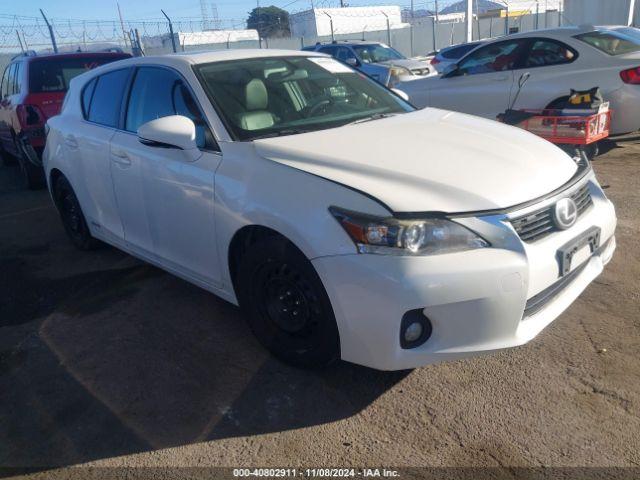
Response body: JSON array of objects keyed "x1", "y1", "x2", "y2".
[
  {"x1": 430, "y1": 57, "x2": 440, "y2": 66},
  {"x1": 16, "y1": 104, "x2": 46, "y2": 128},
  {"x1": 620, "y1": 66, "x2": 640, "y2": 84}
]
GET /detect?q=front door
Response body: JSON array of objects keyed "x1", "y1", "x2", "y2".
[
  {"x1": 110, "y1": 66, "x2": 222, "y2": 286},
  {"x1": 428, "y1": 39, "x2": 529, "y2": 119}
]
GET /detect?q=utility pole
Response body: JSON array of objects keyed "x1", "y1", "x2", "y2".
[
  {"x1": 117, "y1": 3, "x2": 130, "y2": 48},
  {"x1": 535, "y1": 0, "x2": 539, "y2": 29},
  {"x1": 504, "y1": 4, "x2": 509, "y2": 35},
  {"x1": 629, "y1": 0, "x2": 637, "y2": 26},
  {"x1": 465, "y1": 0, "x2": 473, "y2": 42},
  {"x1": 39, "y1": 9, "x2": 58, "y2": 53},
  {"x1": 161, "y1": 9, "x2": 177, "y2": 53},
  {"x1": 435, "y1": 0, "x2": 439, "y2": 22}
]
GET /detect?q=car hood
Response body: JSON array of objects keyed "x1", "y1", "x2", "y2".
[
  {"x1": 253, "y1": 108, "x2": 578, "y2": 213},
  {"x1": 377, "y1": 58, "x2": 430, "y2": 70}
]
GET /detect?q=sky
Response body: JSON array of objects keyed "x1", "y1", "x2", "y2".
[{"x1": 0, "y1": 0, "x2": 438, "y2": 26}]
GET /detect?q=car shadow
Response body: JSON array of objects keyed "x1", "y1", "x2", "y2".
[{"x1": 0, "y1": 226, "x2": 409, "y2": 473}]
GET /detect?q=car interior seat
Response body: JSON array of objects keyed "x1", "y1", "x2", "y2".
[{"x1": 235, "y1": 78, "x2": 275, "y2": 131}]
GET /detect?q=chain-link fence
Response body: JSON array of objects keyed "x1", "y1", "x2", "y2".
[{"x1": 0, "y1": 10, "x2": 562, "y2": 73}]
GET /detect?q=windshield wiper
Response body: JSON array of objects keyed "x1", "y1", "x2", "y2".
[
  {"x1": 345, "y1": 113, "x2": 398, "y2": 126},
  {"x1": 251, "y1": 128, "x2": 312, "y2": 140}
]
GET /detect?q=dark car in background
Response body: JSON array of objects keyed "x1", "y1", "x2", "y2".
[{"x1": 0, "y1": 50, "x2": 131, "y2": 188}]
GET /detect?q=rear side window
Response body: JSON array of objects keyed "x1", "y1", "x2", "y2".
[
  {"x1": 28, "y1": 56, "x2": 129, "y2": 93},
  {"x1": 575, "y1": 30, "x2": 640, "y2": 56},
  {"x1": 524, "y1": 39, "x2": 577, "y2": 67},
  {"x1": 81, "y1": 77, "x2": 97, "y2": 118},
  {"x1": 87, "y1": 69, "x2": 130, "y2": 128},
  {"x1": 125, "y1": 67, "x2": 216, "y2": 150}
]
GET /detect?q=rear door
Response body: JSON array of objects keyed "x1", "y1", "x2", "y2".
[
  {"x1": 511, "y1": 38, "x2": 586, "y2": 111},
  {"x1": 427, "y1": 39, "x2": 529, "y2": 119},
  {"x1": 68, "y1": 68, "x2": 132, "y2": 243},
  {"x1": 110, "y1": 66, "x2": 222, "y2": 285}
]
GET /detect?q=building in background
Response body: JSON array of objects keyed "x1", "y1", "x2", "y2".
[
  {"x1": 289, "y1": 6, "x2": 408, "y2": 38},
  {"x1": 142, "y1": 29, "x2": 259, "y2": 53}
]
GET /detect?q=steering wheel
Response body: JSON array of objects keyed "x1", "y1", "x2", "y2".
[{"x1": 305, "y1": 98, "x2": 332, "y2": 118}]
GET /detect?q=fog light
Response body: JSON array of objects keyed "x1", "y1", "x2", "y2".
[
  {"x1": 400, "y1": 309, "x2": 432, "y2": 349},
  {"x1": 404, "y1": 322, "x2": 423, "y2": 342}
]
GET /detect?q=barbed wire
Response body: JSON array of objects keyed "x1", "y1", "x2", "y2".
[{"x1": 0, "y1": 1, "x2": 560, "y2": 52}]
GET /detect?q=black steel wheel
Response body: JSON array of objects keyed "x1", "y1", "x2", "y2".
[
  {"x1": 54, "y1": 176, "x2": 99, "y2": 250},
  {"x1": 236, "y1": 237, "x2": 340, "y2": 368}
]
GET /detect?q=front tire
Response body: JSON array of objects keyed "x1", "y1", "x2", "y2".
[
  {"x1": 54, "y1": 176, "x2": 99, "y2": 250},
  {"x1": 18, "y1": 154, "x2": 45, "y2": 190},
  {"x1": 236, "y1": 237, "x2": 340, "y2": 368}
]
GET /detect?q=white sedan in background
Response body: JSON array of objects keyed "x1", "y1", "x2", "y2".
[
  {"x1": 399, "y1": 25, "x2": 640, "y2": 135},
  {"x1": 44, "y1": 50, "x2": 616, "y2": 371}
]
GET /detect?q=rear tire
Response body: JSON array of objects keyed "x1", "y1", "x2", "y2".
[
  {"x1": 236, "y1": 237, "x2": 340, "y2": 368},
  {"x1": 54, "y1": 176, "x2": 99, "y2": 250}
]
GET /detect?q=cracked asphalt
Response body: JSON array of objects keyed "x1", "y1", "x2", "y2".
[{"x1": 0, "y1": 135, "x2": 639, "y2": 479}]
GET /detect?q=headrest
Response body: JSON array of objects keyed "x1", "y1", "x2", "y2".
[{"x1": 244, "y1": 78, "x2": 268, "y2": 111}]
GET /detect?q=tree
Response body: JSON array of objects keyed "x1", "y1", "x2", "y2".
[{"x1": 247, "y1": 6, "x2": 291, "y2": 38}]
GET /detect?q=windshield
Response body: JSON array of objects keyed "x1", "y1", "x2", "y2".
[
  {"x1": 28, "y1": 56, "x2": 128, "y2": 93},
  {"x1": 352, "y1": 44, "x2": 405, "y2": 63},
  {"x1": 194, "y1": 56, "x2": 414, "y2": 141},
  {"x1": 575, "y1": 29, "x2": 640, "y2": 56}
]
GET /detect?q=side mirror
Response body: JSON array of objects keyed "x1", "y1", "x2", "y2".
[
  {"x1": 345, "y1": 57, "x2": 359, "y2": 67},
  {"x1": 138, "y1": 115, "x2": 200, "y2": 160},
  {"x1": 391, "y1": 88, "x2": 410, "y2": 102}
]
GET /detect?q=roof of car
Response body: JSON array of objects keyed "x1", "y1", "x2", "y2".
[{"x1": 14, "y1": 50, "x2": 131, "y2": 62}]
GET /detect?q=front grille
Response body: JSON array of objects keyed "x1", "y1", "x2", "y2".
[{"x1": 510, "y1": 184, "x2": 593, "y2": 242}]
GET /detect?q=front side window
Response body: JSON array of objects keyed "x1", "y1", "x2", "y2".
[
  {"x1": 6, "y1": 63, "x2": 17, "y2": 96},
  {"x1": 525, "y1": 39, "x2": 577, "y2": 67},
  {"x1": 195, "y1": 56, "x2": 413, "y2": 141},
  {"x1": 28, "y1": 56, "x2": 128, "y2": 93},
  {"x1": 12, "y1": 63, "x2": 22, "y2": 94},
  {"x1": 125, "y1": 67, "x2": 215, "y2": 150},
  {"x1": 575, "y1": 29, "x2": 640, "y2": 56},
  {"x1": 352, "y1": 44, "x2": 404, "y2": 63},
  {"x1": 456, "y1": 40, "x2": 527, "y2": 75},
  {"x1": 87, "y1": 68, "x2": 130, "y2": 128}
]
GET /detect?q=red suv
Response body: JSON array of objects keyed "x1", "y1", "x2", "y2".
[{"x1": 0, "y1": 51, "x2": 131, "y2": 188}]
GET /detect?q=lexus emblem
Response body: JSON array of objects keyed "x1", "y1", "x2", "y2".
[{"x1": 553, "y1": 198, "x2": 578, "y2": 230}]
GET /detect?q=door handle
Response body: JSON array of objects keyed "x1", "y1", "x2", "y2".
[
  {"x1": 111, "y1": 149, "x2": 132, "y2": 166},
  {"x1": 64, "y1": 135, "x2": 78, "y2": 149}
]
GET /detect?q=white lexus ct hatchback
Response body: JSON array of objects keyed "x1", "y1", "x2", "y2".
[{"x1": 44, "y1": 50, "x2": 616, "y2": 371}]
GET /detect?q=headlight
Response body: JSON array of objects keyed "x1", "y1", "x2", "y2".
[
  {"x1": 330, "y1": 207, "x2": 489, "y2": 256},
  {"x1": 388, "y1": 65, "x2": 413, "y2": 86}
]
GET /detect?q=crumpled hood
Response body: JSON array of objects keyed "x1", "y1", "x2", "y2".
[
  {"x1": 253, "y1": 108, "x2": 578, "y2": 213},
  {"x1": 378, "y1": 58, "x2": 431, "y2": 72}
]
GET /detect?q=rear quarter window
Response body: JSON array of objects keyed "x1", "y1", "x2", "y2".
[
  {"x1": 81, "y1": 77, "x2": 98, "y2": 118},
  {"x1": 87, "y1": 68, "x2": 130, "y2": 128},
  {"x1": 575, "y1": 30, "x2": 640, "y2": 56}
]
